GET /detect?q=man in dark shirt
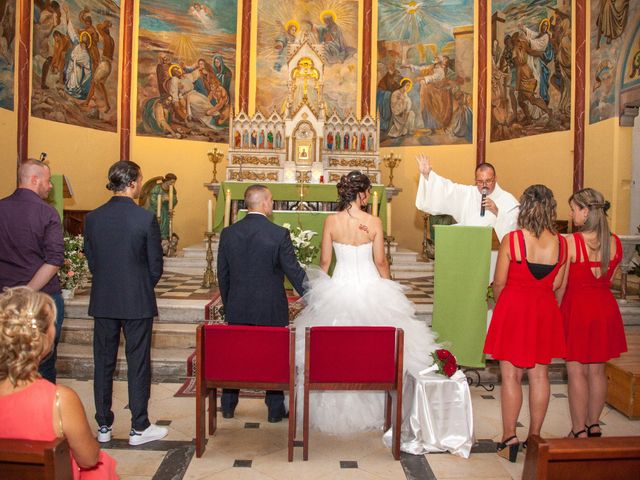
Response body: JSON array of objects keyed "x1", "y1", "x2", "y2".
[{"x1": 0, "y1": 158, "x2": 65, "y2": 383}]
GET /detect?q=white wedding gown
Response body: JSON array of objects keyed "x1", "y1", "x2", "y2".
[{"x1": 294, "y1": 242, "x2": 439, "y2": 435}]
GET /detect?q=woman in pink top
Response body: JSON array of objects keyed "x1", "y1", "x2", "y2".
[{"x1": 0, "y1": 287, "x2": 117, "y2": 478}]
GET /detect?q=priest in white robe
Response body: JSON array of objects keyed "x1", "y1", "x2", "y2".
[{"x1": 415, "y1": 154, "x2": 519, "y2": 241}]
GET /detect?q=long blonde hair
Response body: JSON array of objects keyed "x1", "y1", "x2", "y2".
[
  {"x1": 569, "y1": 188, "x2": 612, "y2": 273},
  {"x1": 0, "y1": 287, "x2": 56, "y2": 386}
]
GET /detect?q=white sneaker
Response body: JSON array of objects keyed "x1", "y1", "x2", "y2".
[
  {"x1": 128, "y1": 424, "x2": 168, "y2": 446},
  {"x1": 97, "y1": 425, "x2": 112, "y2": 443}
]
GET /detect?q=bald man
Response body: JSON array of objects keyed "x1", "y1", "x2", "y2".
[
  {"x1": 0, "y1": 158, "x2": 65, "y2": 382},
  {"x1": 217, "y1": 184, "x2": 307, "y2": 422},
  {"x1": 415, "y1": 154, "x2": 519, "y2": 241}
]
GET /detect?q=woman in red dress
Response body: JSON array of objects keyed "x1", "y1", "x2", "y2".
[
  {"x1": 557, "y1": 188, "x2": 627, "y2": 438},
  {"x1": 484, "y1": 185, "x2": 567, "y2": 462}
]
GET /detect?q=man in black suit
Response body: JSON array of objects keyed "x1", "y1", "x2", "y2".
[
  {"x1": 84, "y1": 161, "x2": 168, "y2": 446},
  {"x1": 217, "y1": 184, "x2": 306, "y2": 422}
]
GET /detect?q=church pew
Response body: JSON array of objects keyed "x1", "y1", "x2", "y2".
[
  {"x1": 522, "y1": 434, "x2": 640, "y2": 480},
  {"x1": 0, "y1": 437, "x2": 73, "y2": 480}
]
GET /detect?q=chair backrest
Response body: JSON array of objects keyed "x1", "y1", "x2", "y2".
[
  {"x1": 306, "y1": 326, "x2": 399, "y2": 384},
  {"x1": 203, "y1": 325, "x2": 291, "y2": 383},
  {"x1": 0, "y1": 437, "x2": 73, "y2": 480},
  {"x1": 522, "y1": 434, "x2": 640, "y2": 480}
]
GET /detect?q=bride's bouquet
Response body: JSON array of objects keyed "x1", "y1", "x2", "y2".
[
  {"x1": 282, "y1": 223, "x2": 319, "y2": 267},
  {"x1": 420, "y1": 349, "x2": 458, "y2": 378}
]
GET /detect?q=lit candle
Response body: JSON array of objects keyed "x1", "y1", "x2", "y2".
[
  {"x1": 386, "y1": 201, "x2": 392, "y2": 235},
  {"x1": 156, "y1": 194, "x2": 161, "y2": 219},
  {"x1": 372, "y1": 191, "x2": 379, "y2": 217},
  {"x1": 207, "y1": 199, "x2": 213, "y2": 232},
  {"x1": 168, "y1": 186, "x2": 174, "y2": 211},
  {"x1": 223, "y1": 189, "x2": 232, "y2": 227}
]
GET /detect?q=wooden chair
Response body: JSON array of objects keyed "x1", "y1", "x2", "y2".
[
  {"x1": 302, "y1": 326, "x2": 404, "y2": 461},
  {"x1": 522, "y1": 434, "x2": 640, "y2": 480},
  {"x1": 195, "y1": 324, "x2": 296, "y2": 461},
  {"x1": 0, "y1": 437, "x2": 73, "y2": 480}
]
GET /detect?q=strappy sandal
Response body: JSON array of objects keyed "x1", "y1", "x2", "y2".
[
  {"x1": 497, "y1": 435, "x2": 519, "y2": 463},
  {"x1": 586, "y1": 424, "x2": 602, "y2": 437},
  {"x1": 569, "y1": 429, "x2": 587, "y2": 438}
]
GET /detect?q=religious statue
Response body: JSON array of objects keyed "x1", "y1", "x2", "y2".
[{"x1": 140, "y1": 173, "x2": 178, "y2": 255}]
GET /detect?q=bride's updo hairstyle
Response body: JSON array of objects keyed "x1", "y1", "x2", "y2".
[
  {"x1": 337, "y1": 170, "x2": 371, "y2": 212},
  {"x1": 0, "y1": 287, "x2": 56, "y2": 386}
]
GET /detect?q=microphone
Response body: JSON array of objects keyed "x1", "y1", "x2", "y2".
[{"x1": 480, "y1": 187, "x2": 488, "y2": 217}]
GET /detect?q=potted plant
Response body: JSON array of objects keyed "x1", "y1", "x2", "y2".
[{"x1": 59, "y1": 234, "x2": 89, "y2": 300}]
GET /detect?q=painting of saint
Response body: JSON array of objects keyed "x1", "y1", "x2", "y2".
[
  {"x1": 256, "y1": 0, "x2": 358, "y2": 117},
  {"x1": 137, "y1": 0, "x2": 237, "y2": 143},
  {"x1": 377, "y1": 0, "x2": 473, "y2": 146},
  {"x1": 490, "y1": 0, "x2": 571, "y2": 141},
  {"x1": 31, "y1": 0, "x2": 120, "y2": 131},
  {"x1": 589, "y1": 0, "x2": 638, "y2": 123},
  {"x1": 0, "y1": 0, "x2": 15, "y2": 111}
]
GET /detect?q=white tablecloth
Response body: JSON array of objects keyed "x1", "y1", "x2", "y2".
[{"x1": 382, "y1": 369, "x2": 474, "y2": 458}]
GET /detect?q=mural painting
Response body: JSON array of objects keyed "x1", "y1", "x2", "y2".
[
  {"x1": 377, "y1": 0, "x2": 474, "y2": 147},
  {"x1": 255, "y1": 0, "x2": 358, "y2": 117},
  {"x1": 490, "y1": 0, "x2": 571, "y2": 142},
  {"x1": 31, "y1": 0, "x2": 120, "y2": 131},
  {"x1": 137, "y1": 0, "x2": 237, "y2": 142},
  {"x1": 0, "y1": 0, "x2": 15, "y2": 111},
  {"x1": 589, "y1": 0, "x2": 637, "y2": 123}
]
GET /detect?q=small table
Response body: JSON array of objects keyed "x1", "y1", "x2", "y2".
[{"x1": 383, "y1": 368, "x2": 474, "y2": 458}]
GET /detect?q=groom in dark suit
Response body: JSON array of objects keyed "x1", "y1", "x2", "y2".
[{"x1": 217, "y1": 184, "x2": 306, "y2": 422}]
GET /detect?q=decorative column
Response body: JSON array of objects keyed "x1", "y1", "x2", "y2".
[
  {"x1": 119, "y1": 0, "x2": 134, "y2": 161},
  {"x1": 239, "y1": 0, "x2": 252, "y2": 113},
  {"x1": 17, "y1": 0, "x2": 32, "y2": 167},
  {"x1": 360, "y1": 0, "x2": 373, "y2": 116},
  {"x1": 475, "y1": 0, "x2": 487, "y2": 166},
  {"x1": 573, "y1": 0, "x2": 586, "y2": 193}
]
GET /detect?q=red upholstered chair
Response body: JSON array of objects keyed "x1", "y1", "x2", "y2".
[
  {"x1": 195, "y1": 325, "x2": 296, "y2": 461},
  {"x1": 302, "y1": 326, "x2": 404, "y2": 461}
]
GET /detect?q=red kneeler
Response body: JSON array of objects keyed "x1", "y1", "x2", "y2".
[
  {"x1": 302, "y1": 326, "x2": 404, "y2": 460},
  {"x1": 195, "y1": 325, "x2": 296, "y2": 460}
]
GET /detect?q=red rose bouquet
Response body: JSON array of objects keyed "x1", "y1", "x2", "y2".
[{"x1": 419, "y1": 349, "x2": 458, "y2": 378}]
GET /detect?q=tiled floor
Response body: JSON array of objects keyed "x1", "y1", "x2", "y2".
[{"x1": 59, "y1": 379, "x2": 640, "y2": 480}]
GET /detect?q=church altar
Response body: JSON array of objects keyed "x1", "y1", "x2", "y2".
[{"x1": 213, "y1": 181, "x2": 388, "y2": 235}]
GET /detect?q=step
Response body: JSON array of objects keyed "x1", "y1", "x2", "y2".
[
  {"x1": 163, "y1": 257, "x2": 209, "y2": 269},
  {"x1": 60, "y1": 319, "x2": 198, "y2": 349},
  {"x1": 64, "y1": 297, "x2": 208, "y2": 324},
  {"x1": 620, "y1": 301, "x2": 640, "y2": 326},
  {"x1": 390, "y1": 248, "x2": 421, "y2": 264},
  {"x1": 56, "y1": 343, "x2": 189, "y2": 383}
]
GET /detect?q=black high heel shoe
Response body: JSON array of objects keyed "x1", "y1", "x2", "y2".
[
  {"x1": 569, "y1": 429, "x2": 587, "y2": 438},
  {"x1": 586, "y1": 424, "x2": 602, "y2": 437},
  {"x1": 497, "y1": 435, "x2": 519, "y2": 463}
]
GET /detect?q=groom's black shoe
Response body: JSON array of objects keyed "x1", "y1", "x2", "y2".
[
  {"x1": 267, "y1": 411, "x2": 289, "y2": 423},
  {"x1": 222, "y1": 409, "x2": 235, "y2": 419}
]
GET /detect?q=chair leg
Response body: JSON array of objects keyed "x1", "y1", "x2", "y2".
[
  {"x1": 209, "y1": 388, "x2": 217, "y2": 435},
  {"x1": 393, "y1": 389, "x2": 402, "y2": 460},
  {"x1": 384, "y1": 391, "x2": 391, "y2": 431},
  {"x1": 196, "y1": 387, "x2": 206, "y2": 458},
  {"x1": 303, "y1": 386, "x2": 310, "y2": 461},
  {"x1": 288, "y1": 388, "x2": 295, "y2": 462}
]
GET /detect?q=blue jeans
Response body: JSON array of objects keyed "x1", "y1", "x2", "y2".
[{"x1": 39, "y1": 291, "x2": 64, "y2": 383}]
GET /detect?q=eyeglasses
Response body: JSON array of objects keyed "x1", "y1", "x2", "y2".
[{"x1": 475, "y1": 178, "x2": 495, "y2": 186}]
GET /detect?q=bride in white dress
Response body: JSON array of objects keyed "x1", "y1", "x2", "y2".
[{"x1": 295, "y1": 171, "x2": 439, "y2": 435}]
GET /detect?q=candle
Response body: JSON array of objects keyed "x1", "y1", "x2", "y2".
[
  {"x1": 372, "y1": 191, "x2": 379, "y2": 217},
  {"x1": 223, "y1": 189, "x2": 232, "y2": 227},
  {"x1": 168, "y1": 186, "x2": 174, "y2": 211},
  {"x1": 386, "y1": 201, "x2": 392, "y2": 235},
  {"x1": 156, "y1": 194, "x2": 161, "y2": 219},
  {"x1": 207, "y1": 199, "x2": 213, "y2": 232}
]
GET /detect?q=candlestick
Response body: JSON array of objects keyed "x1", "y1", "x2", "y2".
[
  {"x1": 207, "y1": 199, "x2": 213, "y2": 232},
  {"x1": 207, "y1": 148, "x2": 223, "y2": 183},
  {"x1": 201, "y1": 231, "x2": 217, "y2": 288},
  {"x1": 223, "y1": 189, "x2": 231, "y2": 227},
  {"x1": 386, "y1": 200, "x2": 392, "y2": 235},
  {"x1": 372, "y1": 191, "x2": 379, "y2": 217},
  {"x1": 383, "y1": 152, "x2": 402, "y2": 188},
  {"x1": 156, "y1": 194, "x2": 161, "y2": 219}
]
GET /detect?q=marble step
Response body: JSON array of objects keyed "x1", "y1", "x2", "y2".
[
  {"x1": 60, "y1": 319, "x2": 198, "y2": 349},
  {"x1": 56, "y1": 343, "x2": 189, "y2": 383},
  {"x1": 64, "y1": 297, "x2": 208, "y2": 324},
  {"x1": 164, "y1": 256, "x2": 209, "y2": 269}
]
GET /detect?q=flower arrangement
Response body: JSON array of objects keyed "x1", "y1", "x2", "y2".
[
  {"x1": 59, "y1": 234, "x2": 89, "y2": 291},
  {"x1": 420, "y1": 349, "x2": 459, "y2": 378},
  {"x1": 282, "y1": 223, "x2": 319, "y2": 267}
]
